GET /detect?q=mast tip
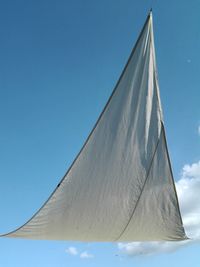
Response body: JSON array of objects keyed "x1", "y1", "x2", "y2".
[{"x1": 149, "y1": 8, "x2": 153, "y2": 19}]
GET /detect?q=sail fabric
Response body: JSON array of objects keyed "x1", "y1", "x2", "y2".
[{"x1": 1, "y1": 13, "x2": 186, "y2": 241}]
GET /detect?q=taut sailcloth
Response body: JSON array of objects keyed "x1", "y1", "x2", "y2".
[{"x1": 1, "y1": 12, "x2": 187, "y2": 241}]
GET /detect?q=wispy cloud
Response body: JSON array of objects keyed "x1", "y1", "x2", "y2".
[
  {"x1": 118, "y1": 240, "x2": 189, "y2": 256},
  {"x1": 198, "y1": 125, "x2": 200, "y2": 136},
  {"x1": 118, "y1": 160, "x2": 200, "y2": 256},
  {"x1": 65, "y1": 247, "x2": 78, "y2": 256},
  {"x1": 80, "y1": 251, "x2": 94, "y2": 259},
  {"x1": 66, "y1": 246, "x2": 94, "y2": 259}
]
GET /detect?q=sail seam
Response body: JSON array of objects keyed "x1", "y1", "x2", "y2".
[{"x1": 114, "y1": 125, "x2": 162, "y2": 241}]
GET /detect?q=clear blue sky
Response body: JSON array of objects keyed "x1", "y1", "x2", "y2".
[{"x1": 0, "y1": 0, "x2": 200, "y2": 266}]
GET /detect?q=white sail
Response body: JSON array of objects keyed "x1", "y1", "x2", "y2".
[{"x1": 1, "y1": 12, "x2": 186, "y2": 241}]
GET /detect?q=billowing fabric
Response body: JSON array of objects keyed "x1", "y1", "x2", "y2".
[{"x1": 0, "y1": 13, "x2": 186, "y2": 241}]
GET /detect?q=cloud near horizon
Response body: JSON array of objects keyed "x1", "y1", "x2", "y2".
[
  {"x1": 118, "y1": 161, "x2": 200, "y2": 256},
  {"x1": 80, "y1": 251, "x2": 94, "y2": 259}
]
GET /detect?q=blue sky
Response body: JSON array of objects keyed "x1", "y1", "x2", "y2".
[{"x1": 0, "y1": 0, "x2": 200, "y2": 266}]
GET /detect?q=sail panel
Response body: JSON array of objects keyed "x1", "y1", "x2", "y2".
[{"x1": 1, "y1": 12, "x2": 186, "y2": 241}]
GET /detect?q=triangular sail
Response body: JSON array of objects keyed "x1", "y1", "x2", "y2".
[{"x1": 0, "y1": 12, "x2": 186, "y2": 241}]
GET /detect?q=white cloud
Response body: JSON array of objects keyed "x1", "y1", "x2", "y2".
[
  {"x1": 182, "y1": 161, "x2": 200, "y2": 179},
  {"x1": 65, "y1": 246, "x2": 78, "y2": 256},
  {"x1": 176, "y1": 161, "x2": 200, "y2": 239},
  {"x1": 118, "y1": 160, "x2": 200, "y2": 256},
  {"x1": 80, "y1": 251, "x2": 94, "y2": 259}
]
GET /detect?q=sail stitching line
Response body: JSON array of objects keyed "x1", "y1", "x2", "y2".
[{"x1": 114, "y1": 125, "x2": 162, "y2": 241}]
